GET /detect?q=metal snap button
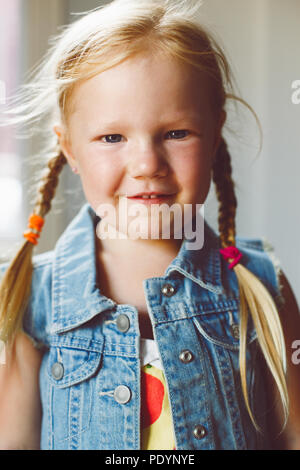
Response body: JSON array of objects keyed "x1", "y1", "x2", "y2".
[
  {"x1": 179, "y1": 350, "x2": 194, "y2": 363},
  {"x1": 231, "y1": 324, "x2": 239, "y2": 340},
  {"x1": 161, "y1": 283, "x2": 175, "y2": 297},
  {"x1": 113, "y1": 385, "x2": 131, "y2": 404},
  {"x1": 51, "y1": 362, "x2": 64, "y2": 380},
  {"x1": 193, "y1": 424, "x2": 207, "y2": 440},
  {"x1": 116, "y1": 314, "x2": 130, "y2": 333}
]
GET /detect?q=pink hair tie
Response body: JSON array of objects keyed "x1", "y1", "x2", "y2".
[{"x1": 219, "y1": 246, "x2": 242, "y2": 269}]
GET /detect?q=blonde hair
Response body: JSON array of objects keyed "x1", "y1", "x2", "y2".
[{"x1": 0, "y1": 0, "x2": 288, "y2": 432}]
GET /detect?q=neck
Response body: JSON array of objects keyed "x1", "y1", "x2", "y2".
[{"x1": 96, "y1": 234, "x2": 183, "y2": 273}]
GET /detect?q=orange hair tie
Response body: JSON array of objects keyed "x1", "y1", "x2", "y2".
[{"x1": 23, "y1": 213, "x2": 45, "y2": 245}]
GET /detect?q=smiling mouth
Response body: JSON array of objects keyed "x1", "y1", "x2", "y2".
[
  {"x1": 126, "y1": 194, "x2": 176, "y2": 203},
  {"x1": 129, "y1": 194, "x2": 173, "y2": 199}
]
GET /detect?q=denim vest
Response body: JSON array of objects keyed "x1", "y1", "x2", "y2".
[{"x1": 0, "y1": 203, "x2": 282, "y2": 450}]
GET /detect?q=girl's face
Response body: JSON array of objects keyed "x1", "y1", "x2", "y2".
[{"x1": 55, "y1": 51, "x2": 225, "y2": 240}]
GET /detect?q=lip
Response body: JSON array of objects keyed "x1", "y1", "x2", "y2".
[
  {"x1": 128, "y1": 191, "x2": 175, "y2": 197},
  {"x1": 127, "y1": 192, "x2": 176, "y2": 204}
]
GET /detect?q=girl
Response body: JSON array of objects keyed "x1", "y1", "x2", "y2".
[{"x1": 0, "y1": 0, "x2": 300, "y2": 450}]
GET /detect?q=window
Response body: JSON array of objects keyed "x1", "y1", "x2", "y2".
[{"x1": 0, "y1": 0, "x2": 23, "y2": 260}]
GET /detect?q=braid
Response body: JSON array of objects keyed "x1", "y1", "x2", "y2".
[
  {"x1": 34, "y1": 151, "x2": 67, "y2": 217},
  {"x1": 213, "y1": 137, "x2": 288, "y2": 432},
  {"x1": 212, "y1": 138, "x2": 237, "y2": 247},
  {"x1": 0, "y1": 151, "x2": 67, "y2": 345}
]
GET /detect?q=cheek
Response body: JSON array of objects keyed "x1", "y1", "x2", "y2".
[
  {"x1": 75, "y1": 147, "x2": 124, "y2": 201},
  {"x1": 174, "y1": 143, "x2": 212, "y2": 194}
]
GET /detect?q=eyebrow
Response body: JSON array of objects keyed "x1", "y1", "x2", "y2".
[{"x1": 94, "y1": 114, "x2": 205, "y2": 129}]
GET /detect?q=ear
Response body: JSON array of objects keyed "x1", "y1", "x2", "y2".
[{"x1": 53, "y1": 125, "x2": 77, "y2": 170}]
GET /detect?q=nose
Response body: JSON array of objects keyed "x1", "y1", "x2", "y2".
[{"x1": 127, "y1": 139, "x2": 169, "y2": 179}]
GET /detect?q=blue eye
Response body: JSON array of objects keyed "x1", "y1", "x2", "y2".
[
  {"x1": 166, "y1": 130, "x2": 189, "y2": 139},
  {"x1": 100, "y1": 130, "x2": 190, "y2": 143},
  {"x1": 101, "y1": 134, "x2": 123, "y2": 143}
]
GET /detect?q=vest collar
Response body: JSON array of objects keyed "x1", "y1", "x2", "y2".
[{"x1": 51, "y1": 203, "x2": 224, "y2": 334}]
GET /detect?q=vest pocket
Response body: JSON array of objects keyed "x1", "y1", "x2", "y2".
[
  {"x1": 192, "y1": 308, "x2": 265, "y2": 448},
  {"x1": 192, "y1": 307, "x2": 257, "y2": 350},
  {"x1": 45, "y1": 341, "x2": 103, "y2": 447},
  {"x1": 191, "y1": 307, "x2": 257, "y2": 401}
]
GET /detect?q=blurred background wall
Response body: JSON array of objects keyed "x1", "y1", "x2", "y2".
[{"x1": 0, "y1": 0, "x2": 299, "y2": 305}]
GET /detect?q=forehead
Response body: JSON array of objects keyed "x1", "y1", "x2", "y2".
[{"x1": 68, "y1": 52, "x2": 213, "y2": 127}]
